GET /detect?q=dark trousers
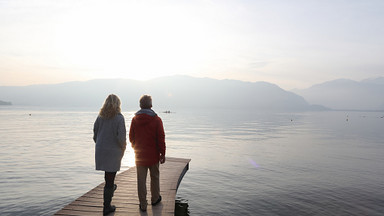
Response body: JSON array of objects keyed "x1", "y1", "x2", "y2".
[{"x1": 104, "y1": 171, "x2": 116, "y2": 188}]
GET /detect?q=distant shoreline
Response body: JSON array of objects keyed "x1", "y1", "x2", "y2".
[{"x1": 331, "y1": 108, "x2": 384, "y2": 113}]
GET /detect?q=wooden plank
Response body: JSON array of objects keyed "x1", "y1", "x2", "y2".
[{"x1": 55, "y1": 157, "x2": 190, "y2": 216}]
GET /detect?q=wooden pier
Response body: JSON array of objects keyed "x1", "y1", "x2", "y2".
[{"x1": 55, "y1": 157, "x2": 191, "y2": 216}]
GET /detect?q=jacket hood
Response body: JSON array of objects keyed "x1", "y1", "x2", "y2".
[
  {"x1": 135, "y1": 109, "x2": 157, "y2": 117},
  {"x1": 134, "y1": 109, "x2": 158, "y2": 126}
]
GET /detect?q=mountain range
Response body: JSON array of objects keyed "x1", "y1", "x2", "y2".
[
  {"x1": 292, "y1": 77, "x2": 384, "y2": 111},
  {"x1": 0, "y1": 75, "x2": 319, "y2": 111},
  {"x1": 0, "y1": 75, "x2": 383, "y2": 111}
]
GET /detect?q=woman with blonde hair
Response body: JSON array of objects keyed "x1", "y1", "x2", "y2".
[{"x1": 93, "y1": 94, "x2": 127, "y2": 215}]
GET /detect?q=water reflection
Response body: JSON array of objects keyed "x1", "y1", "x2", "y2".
[
  {"x1": 121, "y1": 146, "x2": 135, "y2": 169},
  {"x1": 1, "y1": 109, "x2": 384, "y2": 215}
]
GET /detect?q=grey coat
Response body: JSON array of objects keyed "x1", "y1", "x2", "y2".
[{"x1": 93, "y1": 113, "x2": 127, "y2": 172}]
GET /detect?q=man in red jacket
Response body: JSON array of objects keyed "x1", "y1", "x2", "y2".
[{"x1": 129, "y1": 95, "x2": 166, "y2": 212}]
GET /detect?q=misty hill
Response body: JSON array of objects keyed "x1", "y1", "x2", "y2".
[
  {"x1": 292, "y1": 77, "x2": 384, "y2": 111},
  {"x1": 0, "y1": 75, "x2": 320, "y2": 111},
  {"x1": 0, "y1": 100, "x2": 12, "y2": 105}
]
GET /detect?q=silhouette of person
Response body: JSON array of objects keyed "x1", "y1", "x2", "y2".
[
  {"x1": 129, "y1": 95, "x2": 166, "y2": 212},
  {"x1": 93, "y1": 94, "x2": 127, "y2": 215}
]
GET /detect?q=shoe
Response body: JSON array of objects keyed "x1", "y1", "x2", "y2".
[
  {"x1": 103, "y1": 205, "x2": 116, "y2": 215},
  {"x1": 139, "y1": 204, "x2": 147, "y2": 212},
  {"x1": 151, "y1": 195, "x2": 162, "y2": 206}
]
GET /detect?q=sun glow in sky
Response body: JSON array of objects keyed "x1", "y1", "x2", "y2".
[{"x1": 1, "y1": 0, "x2": 384, "y2": 89}]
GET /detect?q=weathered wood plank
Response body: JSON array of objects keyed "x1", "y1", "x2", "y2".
[{"x1": 55, "y1": 157, "x2": 190, "y2": 216}]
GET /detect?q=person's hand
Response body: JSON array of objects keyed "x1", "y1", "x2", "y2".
[{"x1": 160, "y1": 154, "x2": 166, "y2": 164}]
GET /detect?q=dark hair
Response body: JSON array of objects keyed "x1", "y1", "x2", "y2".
[{"x1": 139, "y1": 95, "x2": 152, "y2": 109}]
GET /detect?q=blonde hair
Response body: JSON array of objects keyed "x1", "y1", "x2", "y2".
[
  {"x1": 139, "y1": 95, "x2": 152, "y2": 109},
  {"x1": 99, "y1": 94, "x2": 121, "y2": 119}
]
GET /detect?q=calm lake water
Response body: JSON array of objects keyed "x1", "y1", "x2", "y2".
[{"x1": 0, "y1": 106, "x2": 383, "y2": 215}]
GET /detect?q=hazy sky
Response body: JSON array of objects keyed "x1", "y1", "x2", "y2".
[{"x1": 1, "y1": 0, "x2": 383, "y2": 89}]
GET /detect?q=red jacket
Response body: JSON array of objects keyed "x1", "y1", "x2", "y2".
[{"x1": 129, "y1": 111, "x2": 166, "y2": 166}]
